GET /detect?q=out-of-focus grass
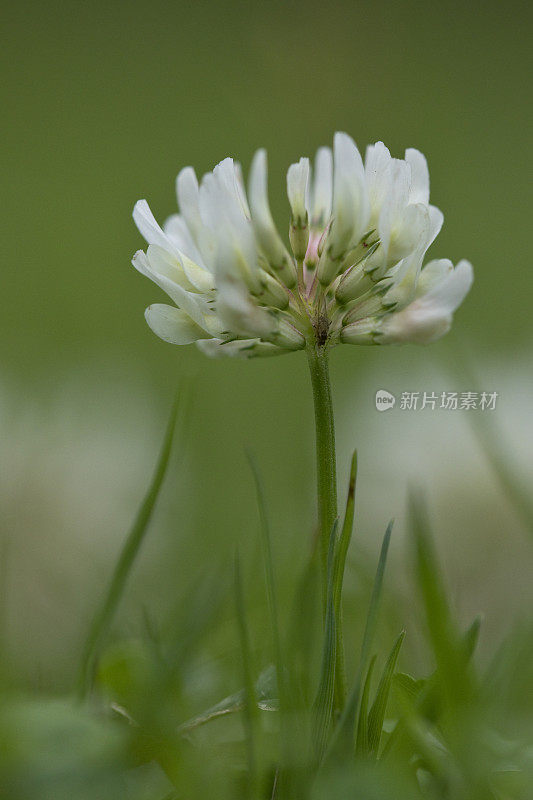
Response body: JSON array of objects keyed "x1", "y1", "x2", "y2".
[{"x1": 1, "y1": 405, "x2": 532, "y2": 798}]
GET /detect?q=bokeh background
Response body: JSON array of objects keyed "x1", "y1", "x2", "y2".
[{"x1": 2, "y1": 0, "x2": 532, "y2": 695}]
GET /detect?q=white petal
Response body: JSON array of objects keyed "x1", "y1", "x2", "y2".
[
  {"x1": 378, "y1": 260, "x2": 473, "y2": 344},
  {"x1": 248, "y1": 149, "x2": 292, "y2": 272},
  {"x1": 340, "y1": 317, "x2": 378, "y2": 345},
  {"x1": 196, "y1": 338, "x2": 285, "y2": 359},
  {"x1": 379, "y1": 309, "x2": 453, "y2": 344},
  {"x1": 215, "y1": 273, "x2": 275, "y2": 339},
  {"x1": 310, "y1": 147, "x2": 333, "y2": 227},
  {"x1": 270, "y1": 317, "x2": 306, "y2": 350},
  {"x1": 287, "y1": 157, "x2": 310, "y2": 224},
  {"x1": 200, "y1": 160, "x2": 261, "y2": 292},
  {"x1": 176, "y1": 167, "x2": 216, "y2": 269},
  {"x1": 330, "y1": 132, "x2": 369, "y2": 255},
  {"x1": 405, "y1": 148, "x2": 430, "y2": 205},
  {"x1": 427, "y1": 205, "x2": 444, "y2": 248},
  {"x1": 144, "y1": 244, "x2": 213, "y2": 295},
  {"x1": 176, "y1": 168, "x2": 202, "y2": 239},
  {"x1": 133, "y1": 200, "x2": 177, "y2": 253},
  {"x1": 365, "y1": 141, "x2": 392, "y2": 222},
  {"x1": 418, "y1": 259, "x2": 473, "y2": 313},
  {"x1": 132, "y1": 249, "x2": 208, "y2": 327},
  {"x1": 177, "y1": 250, "x2": 215, "y2": 293},
  {"x1": 145, "y1": 304, "x2": 209, "y2": 345},
  {"x1": 415, "y1": 259, "x2": 453, "y2": 296},
  {"x1": 201, "y1": 158, "x2": 250, "y2": 229},
  {"x1": 233, "y1": 161, "x2": 251, "y2": 217},
  {"x1": 145, "y1": 244, "x2": 195, "y2": 292},
  {"x1": 392, "y1": 204, "x2": 430, "y2": 268},
  {"x1": 163, "y1": 213, "x2": 205, "y2": 267},
  {"x1": 378, "y1": 159, "x2": 411, "y2": 257}
]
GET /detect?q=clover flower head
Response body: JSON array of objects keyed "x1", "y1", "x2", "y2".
[{"x1": 132, "y1": 133, "x2": 473, "y2": 359}]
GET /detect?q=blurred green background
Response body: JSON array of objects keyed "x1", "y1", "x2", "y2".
[{"x1": 1, "y1": 0, "x2": 532, "y2": 692}]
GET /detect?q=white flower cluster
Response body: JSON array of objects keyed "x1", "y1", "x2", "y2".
[{"x1": 132, "y1": 133, "x2": 473, "y2": 358}]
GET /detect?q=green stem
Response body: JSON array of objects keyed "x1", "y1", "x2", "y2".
[
  {"x1": 306, "y1": 342, "x2": 338, "y2": 596},
  {"x1": 306, "y1": 341, "x2": 347, "y2": 714}
]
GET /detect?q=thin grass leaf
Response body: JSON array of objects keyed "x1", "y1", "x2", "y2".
[
  {"x1": 333, "y1": 451, "x2": 358, "y2": 615},
  {"x1": 355, "y1": 654, "x2": 376, "y2": 757},
  {"x1": 177, "y1": 666, "x2": 278, "y2": 735},
  {"x1": 463, "y1": 615, "x2": 482, "y2": 662},
  {"x1": 443, "y1": 342, "x2": 533, "y2": 538},
  {"x1": 472, "y1": 413, "x2": 533, "y2": 536},
  {"x1": 312, "y1": 520, "x2": 338, "y2": 762},
  {"x1": 393, "y1": 672, "x2": 425, "y2": 702},
  {"x1": 325, "y1": 519, "x2": 394, "y2": 760},
  {"x1": 410, "y1": 492, "x2": 470, "y2": 711},
  {"x1": 247, "y1": 452, "x2": 300, "y2": 798},
  {"x1": 77, "y1": 393, "x2": 182, "y2": 699},
  {"x1": 382, "y1": 617, "x2": 481, "y2": 762},
  {"x1": 359, "y1": 519, "x2": 394, "y2": 669},
  {"x1": 367, "y1": 630, "x2": 405, "y2": 757},
  {"x1": 234, "y1": 552, "x2": 259, "y2": 798},
  {"x1": 332, "y1": 450, "x2": 358, "y2": 708},
  {"x1": 246, "y1": 452, "x2": 284, "y2": 699},
  {"x1": 289, "y1": 550, "x2": 321, "y2": 706},
  {"x1": 0, "y1": 536, "x2": 10, "y2": 657}
]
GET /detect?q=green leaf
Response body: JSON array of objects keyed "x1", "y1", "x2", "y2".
[
  {"x1": 247, "y1": 451, "x2": 298, "y2": 785},
  {"x1": 383, "y1": 616, "x2": 482, "y2": 762},
  {"x1": 77, "y1": 393, "x2": 182, "y2": 699},
  {"x1": 176, "y1": 666, "x2": 278, "y2": 735},
  {"x1": 367, "y1": 630, "x2": 405, "y2": 757},
  {"x1": 312, "y1": 520, "x2": 338, "y2": 762},
  {"x1": 463, "y1": 614, "x2": 482, "y2": 662},
  {"x1": 289, "y1": 551, "x2": 321, "y2": 706},
  {"x1": 355, "y1": 655, "x2": 376, "y2": 757},
  {"x1": 325, "y1": 519, "x2": 394, "y2": 760},
  {"x1": 333, "y1": 450, "x2": 357, "y2": 616},
  {"x1": 332, "y1": 450, "x2": 358, "y2": 707},
  {"x1": 359, "y1": 519, "x2": 394, "y2": 669},
  {"x1": 393, "y1": 672, "x2": 426, "y2": 702},
  {"x1": 443, "y1": 343, "x2": 533, "y2": 538},
  {"x1": 410, "y1": 492, "x2": 472, "y2": 712},
  {"x1": 246, "y1": 452, "x2": 284, "y2": 703},
  {"x1": 233, "y1": 552, "x2": 259, "y2": 797}
]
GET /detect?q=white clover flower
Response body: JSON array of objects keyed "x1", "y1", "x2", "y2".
[{"x1": 132, "y1": 133, "x2": 472, "y2": 359}]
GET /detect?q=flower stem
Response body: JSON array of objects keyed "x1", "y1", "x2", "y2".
[
  {"x1": 306, "y1": 341, "x2": 338, "y2": 597},
  {"x1": 307, "y1": 340, "x2": 348, "y2": 713}
]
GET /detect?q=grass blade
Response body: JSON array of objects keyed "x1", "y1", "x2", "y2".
[
  {"x1": 177, "y1": 666, "x2": 277, "y2": 735},
  {"x1": 289, "y1": 550, "x2": 321, "y2": 706},
  {"x1": 367, "y1": 629, "x2": 405, "y2": 757},
  {"x1": 463, "y1": 615, "x2": 482, "y2": 662},
  {"x1": 355, "y1": 654, "x2": 376, "y2": 757},
  {"x1": 247, "y1": 452, "x2": 299, "y2": 798},
  {"x1": 312, "y1": 520, "x2": 338, "y2": 762},
  {"x1": 410, "y1": 492, "x2": 470, "y2": 711},
  {"x1": 332, "y1": 450, "x2": 358, "y2": 708},
  {"x1": 325, "y1": 519, "x2": 394, "y2": 760},
  {"x1": 333, "y1": 451, "x2": 358, "y2": 615},
  {"x1": 234, "y1": 551, "x2": 259, "y2": 798},
  {"x1": 246, "y1": 452, "x2": 284, "y2": 697},
  {"x1": 382, "y1": 616, "x2": 482, "y2": 762},
  {"x1": 443, "y1": 342, "x2": 533, "y2": 538},
  {"x1": 467, "y1": 399, "x2": 533, "y2": 538},
  {"x1": 359, "y1": 520, "x2": 394, "y2": 669},
  {"x1": 77, "y1": 394, "x2": 181, "y2": 699}
]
